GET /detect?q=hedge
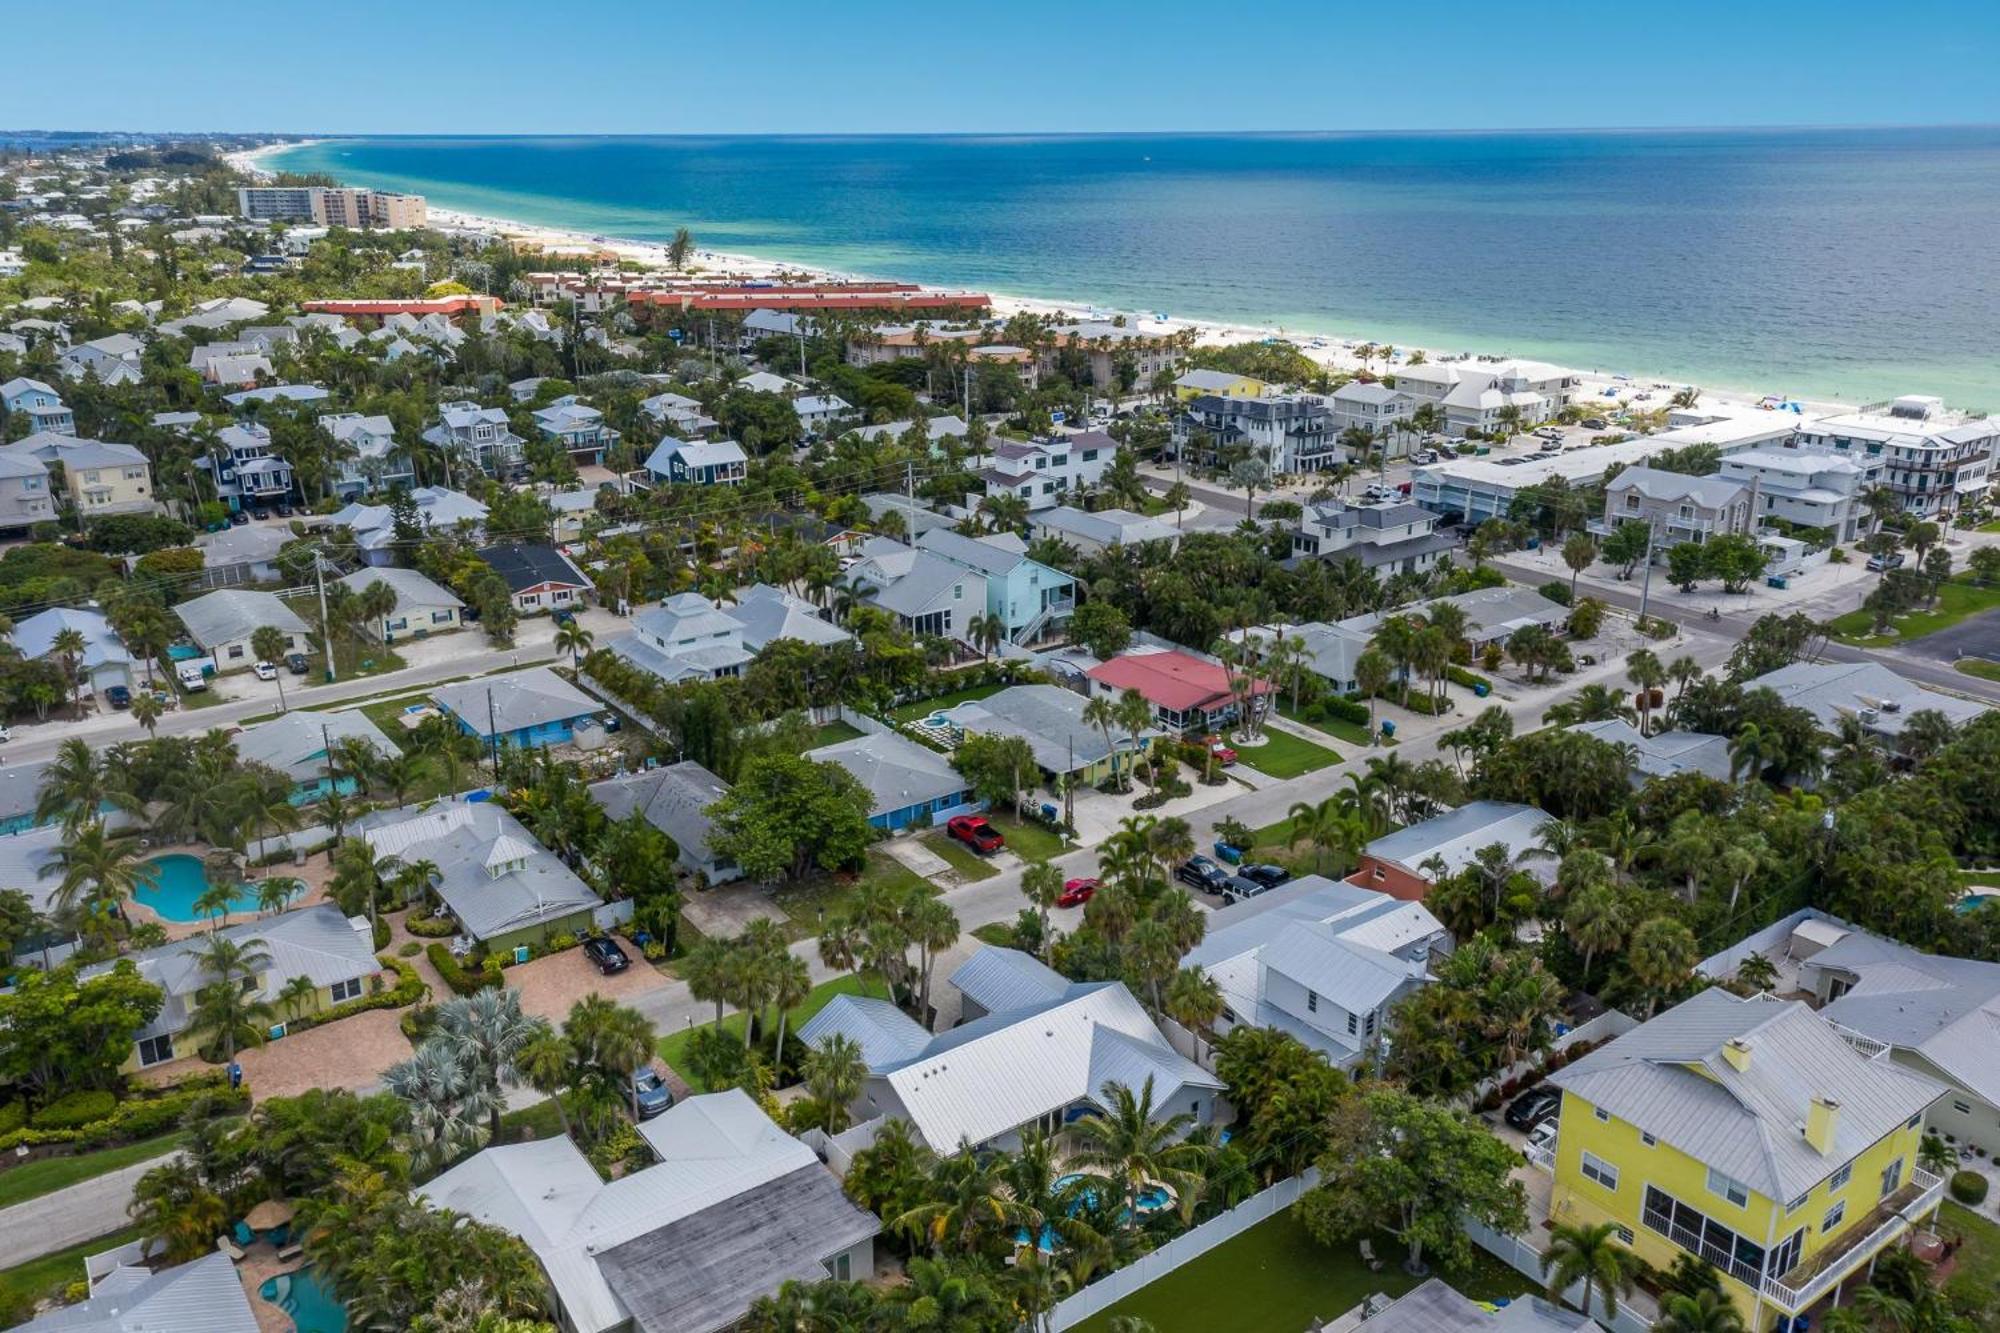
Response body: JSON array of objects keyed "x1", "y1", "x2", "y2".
[
  {"x1": 405, "y1": 914, "x2": 457, "y2": 938},
  {"x1": 32, "y1": 1090, "x2": 119, "y2": 1131},
  {"x1": 1319, "y1": 696, "x2": 1372, "y2": 726},
  {"x1": 0, "y1": 1077, "x2": 248, "y2": 1153},
  {"x1": 284, "y1": 957, "x2": 428, "y2": 1035},
  {"x1": 429, "y1": 944, "x2": 502, "y2": 997},
  {"x1": 372, "y1": 917, "x2": 391, "y2": 950},
  {"x1": 1537, "y1": 581, "x2": 1573, "y2": 606},
  {"x1": 1951, "y1": 1170, "x2": 1988, "y2": 1205},
  {"x1": 1446, "y1": 666, "x2": 1492, "y2": 691},
  {"x1": 0, "y1": 1101, "x2": 25, "y2": 1135}
]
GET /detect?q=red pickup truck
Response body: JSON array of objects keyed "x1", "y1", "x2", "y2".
[{"x1": 946, "y1": 814, "x2": 1004, "y2": 854}]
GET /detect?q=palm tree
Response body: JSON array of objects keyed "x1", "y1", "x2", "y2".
[
  {"x1": 436, "y1": 988, "x2": 547, "y2": 1141},
  {"x1": 892, "y1": 1148, "x2": 1034, "y2": 1254},
  {"x1": 1082, "y1": 693, "x2": 1124, "y2": 791},
  {"x1": 802, "y1": 1033, "x2": 867, "y2": 1133},
  {"x1": 1354, "y1": 648, "x2": 1391, "y2": 740},
  {"x1": 41, "y1": 819, "x2": 143, "y2": 934},
  {"x1": 1541, "y1": 1221, "x2": 1639, "y2": 1321},
  {"x1": 130, "y1": 690, "x2": 164, "y2": 737},
  {"x1": 1564, "y1": 886, "x2": 1628, "y2": 987},
  {"x1": 1020, "y1": 860, "x2": 1063, "y2": 959},
  {"x1": 128, "y1": 1159, "x2": 228, "y2": 1263},
  {"x1": 517, "y1": 1027, "x2": 575, "y2": 1139},
  {"x1": 1065, "y1": 1077, "x2": 1206, "y2": 1229},
  {"x1": 277, "y1": 973, "x2": 319, "y2": 1022},
  {"x1": 765, "y1": 951, "x2": 812, "y2": 1076},
  {"x1": 187, "y1": 933, "x2": 276, "y2": 1062},
  {"x1": 553, "y1": 619, "x2": 594, "y2": 667},
  {"x1": 1656, "y1": 1287, "x2": 1745, "y2": 1333},
  {"x1": 256, "y1": 876, "x2": 297, "y2": 917},
  {"x1": 1114, "y1": 688, "x2": 1157, "y2": 787},
  {"x1": 250, "y1": 625, "x2": 293, "y2": 713},
  {"x1": 1627, "y1": 916, "x2": 1698, "y2": 1017},
  {"x1": 1918, "y1": 1132, "x2": 1959, "y2": 1179},
  {"x1": 1561, "y1": 532, "x2": 1597, "y2": 600},
  {"x1": 50, "y1": 625, "x2": 87, "y2": 716},
  {"x1": 37, "y1": 738, "x2": 134, "y2": 835},
  {"x1": 1626, "y1": 648, "x2": 1665, "y2": 735},
  {"x1": 966, "y1": 611, "x2": 1004, "y2": 661},
  {"x1": 1165, "y1": 967, "x2": 1224, "y2": 1061}
]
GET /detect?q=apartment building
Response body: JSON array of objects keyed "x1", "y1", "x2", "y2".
[
  {"x1": 1789, "y1": 396, "x2": 1995, "y2": 519},
  {"x1": 1039, "y1": 321, "x2": 1180, "y2": 391},
  {"x1": 843, "y1": 323, "x2": 985, "y2": 368},
  {"x1": 1393, "y1": 358, "x2": 1579, "y2": 436},
  {"x1": 1717, "y1": 448, "x2": 1880, "y2": 543},
  {"x1": 1598, "y1": 467, "x2": 1753, "y2": 545},
  {"x1": 0, "y1": 432, "x2": 155, "y2": 517},
  {"x1": 237, "y1": 186, "x2": 428, "y2": 229},
  {"x1": 1328, "y1": 381, "x2": 1417, "y2": 446},
  {"x1": 1174, "y1": 393, "x2": 1340, "y2": 474}
]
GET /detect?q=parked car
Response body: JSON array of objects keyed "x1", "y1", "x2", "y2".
[
  {"x1": 946, "y1": 814, "x2": 1004, "y2": 854},
  {"x1": 633, "y1": 1068, "x2": 675, "y2": 1120},
  {"x1": 1362, "y1": 483, "x2": 1397, "y2": 502},
  {"x1": 1057, "y1": 877, "x2": 1098, "y2": 908},
  {"x1": 104, "y1": 685, "x2": 131, "y2": 709},
  {"x1": 0, "y1": 725, "x2": 12, "y2": 743},
  {"x1": 285, "y1": 652, "x2": 310, "y2": 675},
  {"x1": 553, "y1": 608, "x2": 577, "y2": 627},
  {"x1": 1412, "y1": 449, "x2": 1439, "y2": 465},
  {"x1": 1203, "y1": 734, "x2": 1237, "y2": 766},
  {"x1": 1504, "y1": 1085, "x2": 1562, "y2": 1130},
  {"x1": 1581, "y1": 417, "x2": 1608, "y2": 430},
  {"x1": 1220, "y1": 875, "x2": 1271, "y2": 906},
  {"x1": 1177, "y1": 856, "x2": 1231, "y2": 894},
  {"x1": 1866, "y1": 552, "x2": 1905, "y2": 572},
  {"x1": 274, "y1": 501, "x2": 295, "y2": 518},
  {"x1": 1526, "y1": 1120, "x2": 1558, "y2": 1156},
  {"x1": 582, "y1": 936, "x2": 630, "y2": 975},
  {"x1": 228, "y1": 509, "x2": 249, "y2": 526},
  {"x1": 175, "y1": 663, "x2": 207, "y2": 693},
  {"x1": 252, "y1": 661, "x2": 277, "y2": 681},
  {"x1": 598, "y1": 711, "x2": 621, "y2": 734},
  {"x1": 1238, "y1": 863, "x2": 1290, "y2": 890}
]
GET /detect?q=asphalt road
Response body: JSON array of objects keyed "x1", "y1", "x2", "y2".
[{"x1": 0, "y1": 1155, "x2": 178, "y2": 1269}]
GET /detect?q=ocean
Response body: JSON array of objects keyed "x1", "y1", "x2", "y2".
[{"x1": 266, "y1": 129, "x2": 2000, "y2": 409}]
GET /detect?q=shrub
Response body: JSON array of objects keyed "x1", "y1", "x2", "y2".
[
  {"x1": 1320, "y1": 695, "x2": 1371, "y2": 726},
  {"x1": 1537, "y1": 581, "x2": 1573, "y2": 607},
  {"x1": 372, "y1": 917, "x2": 391, "y2": 950},
  {"x1": 1951, "y1": 1170, "x2": 1988, "y2": 1204},
  {"x1": 397, "y1": 941, "x2": 421, "y2": 958},
  {"x1": 428, "y1": 944, "x2": 495, "y2": 997},
  {"x1": 32, "y1": 1090, "x2": 118, "y2": 1131},
  {"x1": 285, "y1": 958, "x2": 427, "y2": 1034},
  {"x1": 545, "y1": 932, "x2": 578, "y2": 954},
  {"x1": 405, "y1": 914, "x2": 457, "y2": 938},
  {"x1": 1636, "y1": 616, "x2": 1678, "y2": 640},
  {"x1": 0, "y1": 1102, "x2": 23, "y2": 1135},
  {"x1": 1445, "y1": 666, "x2": 1491, "y2": 691}
]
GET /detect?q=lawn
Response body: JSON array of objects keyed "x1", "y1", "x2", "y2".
[
  {"x1": 1961, "y1": 870, "x2": 2000, "y2": 888},
  {"x1": 921, "y1": 832, "x2": 1000, "y2": 882},
  {"x1": 972, "y1": 922, "x2": 1015, "y2": 947},
  {"x1": 1828, "y1": 576, "x2": 2000, "y2": 646},
  {"x1": 771, "y1": 850, "x2": 933, "y2": 933},
  {"x1": 1069, "y1": 1207, "x2": 1531, "y2": 1333},
  {"x1": 498, "y1": 1097, "x2": 569, "y2": 1143},
  {"x1": 659, "y1": 972, "x2": 892, "y2": 1091},
  {"x1": 1233, "y1": 728, "x2": 1340, "y2": 780},
  {"x1": 988, "y1": 814, "x2": 1068, "y2": 862},
  {"x1": 1957, "y1": 658, "x2": 2000, "y2": 683},
  {"x1": 811, "y1": 718, "x2": 865, "y2": 747},
  {"x1": 890, "y1": 683, "x2": 1005, "y2": 723},
  {"x1": 0, "y1": 1132, "x2": 189, "y2": 1211},
  {"x1": 1276, "y1": 699, "x2": 1374, "y2": 746},
  {"x1": 178, "y1": 683, "x2": 227, "y2": 709},
  {"x1": 356, "y1": 693, "x2": 440, "y2": 750},
  {"x1": 1942, "y1": 1202, "x2": 2000, "y2": 1289},
  {"x1": 0, "y1": 1225, "x2": 146, "y2": 1321}
]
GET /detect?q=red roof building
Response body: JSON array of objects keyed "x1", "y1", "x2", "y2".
[{"x1": 1085, "y1": 650, "x2": 1270, "y2": 733}]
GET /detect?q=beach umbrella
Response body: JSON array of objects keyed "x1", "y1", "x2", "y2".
[{"x1": 244, "y1": 1199, "x2": 295, "y2": 1231}]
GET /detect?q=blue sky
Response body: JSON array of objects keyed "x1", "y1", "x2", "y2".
[{"x1": 7, "y1": 0, "x2": 1998, "y2": 134}]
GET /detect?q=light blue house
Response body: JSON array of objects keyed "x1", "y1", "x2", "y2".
[
  {"x1": 0, "y1": 377, "x2": 73, "y2": 435},
  {"x1": 805, "y1": 730, "x2": 976, "y2": 831},
  {"x1": 916, "y1": 528, "x2": 1077, "y2": 644},
  {"x1": 532, "y1": 397, "x2": 620, "y2": 466},
  {"x1": 432, "y1": 666, "x2": 601, "y2": 751},
  {"x1": 645, "y1": 437, "x2": 748, "y2": 486},
  {"x1": 233, "y1": 708, "x2": 399, "y2": 804}
]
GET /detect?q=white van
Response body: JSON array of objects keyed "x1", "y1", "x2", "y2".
[{"x1": 176, "y1": 662, "x2": 208, "y2": 692}]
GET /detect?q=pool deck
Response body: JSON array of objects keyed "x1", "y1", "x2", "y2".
[
  {"x1": 239, "y1": 1241, "x2": 302, "y2": 1333},
  {"x1": 124, "y1": 844, "x2": 337, "y2": 942}
]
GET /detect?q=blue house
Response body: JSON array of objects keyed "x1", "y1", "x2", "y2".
[
  {"x1": 806, "y1": 730, "x2": 976, "y2": 831},
  {"x1": 432, "y1": 667, "x2": 601, "y2": 750},
  {"x1": 645, "y1": 437, "x2": 748, "y2": 487},
  {"x1": 916, "y1": 528, "x2": 1078, "y2": 645},
  {"x1": 233, "y1": 708, "x2": 398, "y2": 804},
  {"x1": 532, "y1": 397, "x2": 620, "y2": 466},
  {"x1": 0, "y1": 377, "x2": 73, "y2": 436}
]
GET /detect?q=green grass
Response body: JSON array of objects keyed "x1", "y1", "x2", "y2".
[
  {"x1": 178, "y1": 684, "x2": 227, "y2": 709},
  {"x1": 1961, "y1": 870, "x2": 2000, "y2": 888},
  {"x1": 498, "y1": 1097, "x2": 569, "y2": 1143},
  {"x1": 1828, "y1": 576, "x2": 2000, "y2": 646},
  {"x1": 1957, "y1": 658, "x2": 2000, "y2": 683},
  {"x1": 0, "y1": 1225, "x2": 146, "y2": 1319},
  {"x1": 1232, "y1": 728, "x2": 1340, "y2": 780},
  {"x1": 890, "y1": 683, "x2": 1005, "y2": 723},
  {"x1": 989, "y1": 814, "x2": 1067, "y2": 862},
  {"x1": 0, "y1": 1132, "x2": 189, "y2": 1212},
  {"x1": 1069, "y1": 1207, "x2": 1531, "y2": 1333},
  {"x1": 1275, "y1": 699, "x2": 1373, "y2": 746},
  {"x1": 771, "y1": 850, "x2": 932, "y2": 933},
  {"x1": 659, "y1": 972, "x2": 892, "y2": 1091},
  {"x1": 1941, "y1": 1202, "x2": 2000, "y2": 1289},
  {"x1": 972, "y1": 922, "x2": 1015, "y2": 947},
  {"x1": 356, "y1": 692, "x2": 440, "y2": 750},
  {"x1": 921, "y1": 832, "x2": 1001, "y2": 882},
  {"x1": 810, "y1": 718, "x2": 865, "y2": 747}
]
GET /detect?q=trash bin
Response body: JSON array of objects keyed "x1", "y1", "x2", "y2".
[
  {"x1": 1473, "y1": 682, "x2": 1490, "y2": 698},
  {"x1": 514, "y1": 945, "x2": 530, "y2": 965},
  {"x1": 1380, "y1": 719, "x2": 1397, "y2": 739}
]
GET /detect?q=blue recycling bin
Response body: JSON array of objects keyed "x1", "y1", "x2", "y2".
[
  {"x1": 1380, "y1": 719, "x2": 1397, "y2": 739},
  {"x1": 1213, "y1": 842, "x2": 1244, "y2": 864},
  {"x1": 1473, "y1": 682, "x2": 1490, "y2": 698}
]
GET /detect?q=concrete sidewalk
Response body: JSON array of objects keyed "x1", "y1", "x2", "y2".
[{"x1": 0, "y1": 1153, "x2": 180, "y2": 1268}]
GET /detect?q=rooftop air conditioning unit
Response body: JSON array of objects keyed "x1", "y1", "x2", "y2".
[{"x1": 1857, "y1": 706, "x2": 1880, "y2": 724}]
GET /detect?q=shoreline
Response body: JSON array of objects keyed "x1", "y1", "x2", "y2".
[{"x1": 223, "y1": 140, "x2": 1895, "y2": 421}]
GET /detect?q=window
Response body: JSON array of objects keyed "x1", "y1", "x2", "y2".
[
  {"x1": 1641, "y1": 1132, "x2": 1658, "y2": 1148},
  {"x1": 1882, "y1": 1157, "x2": 1905, "y2": 1196},
  {"x1": 227, "y1": 645, "x2": 244, "y2": 660},
  {"x1": 1365, "y1": 1011, "x2": 1376, "y2": 1036},
  {"x1": 1580, "y1": 1152, "x2": 1619, "y2": 1191},
  {"x1": 1956, "y1": 1100, "x2": 1973, "y2": 1115},
  {"x1": 1307, "y1": 991, "x2": 1318, "y2": 1013},
  {"x1": 432, "y1": 611, "x2": 453, "y2": 624},
  {"x1": 1821, "y1": 1201, "x2": 1847, "y2": 1233},
  {"x1": 1707, "y1": 1167, "x2": 1750, "y2": 1209},
  {"x1": 1907, "y1": 1114, "x2": 1923, "y2": 1130},
  {"x1": 1616, "y1": 1226, "x2": 1634, "y2": 1245},
  {"x1": 1594, "y1": 1106, "x2": 1610, "y2": 1123},
  {"x1": 825, "y1": 1252, "x2": 851, "y2": 1281},
  {"x1": 1082, "y1": 449, "x2": 1099, "y2": 462},
  {"x1": 1345, "y1": 1012, "x2": 1357, "y2": 1034},
  {"x1": 329, "y1": 977, "x2": 362, "y2": 1003},
  {"x1": 137, "y1": 1034, "x2": 174, "y2": 1067},
  {"x1": 1786, "y1": 1191, "x2": 1810, "y2": 1212}
]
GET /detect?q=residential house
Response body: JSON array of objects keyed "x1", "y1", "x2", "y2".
[
  {"x1": 476, "y1": 543, "x2": 594, "y2": 616},
  {"x1": 329, "y1": 486, "x2": 488, "y2": 565},
  {"x1": 1039, "y1": 322, "x2": 1179, "y2": 390},
  {"x1": 57, "y1": 332, "x2": 146, "y2": 386},
  {"x1": 1598, "y1": 467, "x2": 1753, "y2": 546},
  {"x1": 1229, "y1": 620, "x2": 1373, "y2": 696},
  {"x1": 1791, "y1": 396, "x2": 1997, "y2": 519},
  {"x1": 1174, "y1": 393, "x2": 1340, "y2": 474},
  {"x1": 639, "y1": 391, "x2": 718, "y2": 437},
  {"x1": 11, "y1": 606, "x2": 136, "y2": 697},
  {"x1": 1328, "y1": 380, "x2": 1417, "y2": 447},
  {"x1": 728, "y1": 583, "x2": 855, "y2": 651},
  {"x1": 737, "y1": 370, "x2": 801, "y2": 396},
  {"x1": 1289, "y1": 499, "x2": 1454, "y2": 574},
  {"x1": 844, "y1": 537, "x2": 988, "y2": 641},
  {"x1": 0, "y1": 377, "x2": 73, "y2": 435},
  {"x1": 939, "y1": 682, "x2": 1159, "y2": 789},
  {"x1": 88, "y1": 905, "x2": 380, "y2": 1070},
  {"x1": 589, "y1": 761, "x2": 740, "y2": 885},
  {"x1": 609, "y1": 592, "x2": 756, "y2": 685},
  {"x1": 859, "y1": 492, "x2": 955, "y2": 539},
  {"x1": 1721, "y1": 448, "x2": 1882, "y2": 544},
  {"x1": 336, "y1": 566, "x2": 464, "y2": 643},
  {"x1": 12, "y1": 1251, "x2": 260, "y2": 1333},
  {"x1": 319, "y1": 412, "x2": 413, "y2": 498},
  {"x1": 646, "y1": 437, "x2": 748, "y2": 486},
  {"x1": 792, "y1": 394, "x2": 852, "y2": 435},
  {"x1": 188, "y1": 341, "x2": 273, "y2": 387},
  {"x1": 1085, "y1": 647, "x2": 1271, "y2": 734},
  {"x1": 801, "y1": 952, "x2": 1220, "y2": 1153},
  {"x1": 1172, "y1": 368, "x2": 1266, "y2": 401},
  {"x1": 532, "y1": 397, "x2": 621, "y2": 466},
  {"x1": 1393, "y1": 358, "x2": 1580, "y2": 436},
  {"x1": 173, "y1": 589, "x2": 308, "y2": 671},
  {"x1": 741, "y1": 308, "x2": 815, "y2": 343},
  {"x1": 1327, "y1": 1278, "x2": 1597, "y2": 1332},
  {"x1": 234, "y1": 708, "x2": 397, "y2": 803},
  {"x1": 204, "y1": 422, "x2": 296, "y2": 511},
  {"x1": 0, "y1": 759, "x2": 56, "y2": 838},
  {"x1": 805, "y1": 729, "x2": 974, "y2": 831},
  {"x1": 916, "y1": 528, "x2": 1077, "y2": 644},
  {"x1": 976, "y1": 434, "x2": 1115, "y2": 512},
  {"x1": 851, "y1": 415, "x2": 970, "y2": 447},
  {"x1": 1543, "y1": 988, "x2": 1944, "y2": 1329},
  {"x1": 1349, "y1": 800, "x2": 1556, "y2": 901},
  {"x1": 0, "y1": 432, "x2": 154, "y2": 516},
  {"x1": 360, "y1": 798, "x2": 602, "y2": 950},
  {"x1": 1341, "y1": 583, "x2": 1569, "y2": 653},
  {"x1": 1566, "y1": 720, "x2": 1735, "y2": 786},
  {"x1": 1741, "y1": 660, "x2": 1989, "y2": 743},
  {"x1": 420, "y1": 1090, "x2": 878, "y2": 1333},
  {"x1": 423, "y1": 401, "x2": 525, "y2": 478},
  {"x1": 1185, "y1": 877, "x2": 1448, "y2": 1072},
  {"x1": 0, "y1": 449, "x2": 56, "y2": 530},
  {"x1": 195, "y1": 521, "x2": 291, "y2": 587},
  {"x1": 223, "y1": 384, "x2": 331, "y2": 410},
  {"x1": 433, "y1": 666, "x2": 601, "y2": 751},
  {"x1": 1031, "y1": 504, "x2": 1180, "y2": 555},
  {"x1": 548, "y1": 486, "x2": 606, "y2": 542}
]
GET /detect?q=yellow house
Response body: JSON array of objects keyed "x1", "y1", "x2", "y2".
[
  {"x1": 1542, "y1": 990, "x2": 1944, "y2": 1331},
  {"x1": 1173, "y1": 368, "x2": 1267, "y2": 402},
  {"x1": 0, "y1": 433, "x2": 157, "y2": 517}
]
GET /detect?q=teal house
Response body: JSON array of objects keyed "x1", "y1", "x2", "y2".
[
  {"x1": 915, "y1": 528, "x2": 1077, "y2": 645},
  {"x1": 233, "y1": 708, "x2": 399, "y2": 804}
]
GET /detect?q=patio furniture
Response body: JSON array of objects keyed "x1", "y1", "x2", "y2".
[
  {"x1": 277, "y1": 1242, "x2": 305, "y2": 1263},
  {"x1": 245, "y1": 1199, "x2": 296, "y2": 1232},
  {"x1": 1359, "y1": 1238, "x2": 1383, "y2": 1271},
  {"x1": 216, "y1": 1235, "x2": 245, "y2": 1262}
]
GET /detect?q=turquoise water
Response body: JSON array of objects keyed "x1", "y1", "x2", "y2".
[
  {"x1": 1017, "y1": 1173, "x2": 1172, "y2": 1249},
  {"x1": 259, "y1": 1268, "x2": 348, "y2": 1333},
  {"x1": 1958, "y1": 894, "x2": 1996, "y2": 915},
  {"x1": 134, "y1": 854, "x2": 260, "y2": 923},
  {"x1": 268, "y1": 129, "x2": 2000, "y2": 410}
]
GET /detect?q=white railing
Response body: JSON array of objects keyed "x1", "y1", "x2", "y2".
[
  {"x1": 1642, "y1": 1207, "x2": 1764, "y2": 1288},
  {"x1": 1826, "y1": 1020, "x2": 1891, "y2": 1059},
  {"x1": 1762, "y1": 1167, "x2": 1944, "y2": 1312},
  {"x1": 1523, "y1": 1138, "x2": 1556, "y2": 1172}
]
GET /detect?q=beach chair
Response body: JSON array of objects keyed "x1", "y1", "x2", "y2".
[
  {"x1": 216, "y1": 1235, "x2": 245, "y2": 1262},
  {"x1": 277, "y1": 1242, "x2": 305, "y2": 1263},
  {"x1": 1359, "y1": 1238, "x2": 1384, "y2": 1272}
]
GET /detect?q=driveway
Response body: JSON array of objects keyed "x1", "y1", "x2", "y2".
[
  {"x1": 1893, "y1": 608, "x2": 2000, "y2": 665},
  {"x1": 234, "y1": 1009, "x2": 414, "y2": 1103},
  {"x1": 508, "y1": 943, "x2": 664, "y2": 1024}
]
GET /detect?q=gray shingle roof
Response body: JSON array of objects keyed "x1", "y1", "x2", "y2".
[
  {"x1": 233, "y1": 708, "x2": 396, "y2": 784},
  {"x1": 588, "y1": 762, "x2": 729, "y2": 869},
  {"x1": 803, "y1": 730, "x2": 966, "y2": 820},
  {"x1": 1745, "y1": 661, "x2": 1989, "y2": 738},
  {"x1": 1604, "y1": 465, "x2": 1746, "y2": 509},
  {"x1": 1363, "y1": 801, "x2": 1555, "y2": 882},
  {"x1": 174, "y1": 589, "x2": 307, "y2": 648},
  {"x1": 360, "y1": 799, "x2": 601, "y2": 942},
  {"x1": 940, "y1": 682, "x2": 1156, "y2": 774},
  {"x1": 433, "y1": 666, "x2": 598, "y2": 737}
]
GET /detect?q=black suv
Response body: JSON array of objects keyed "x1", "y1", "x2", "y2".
[
  {"x1": 1504, "y1": 1085, "x2": 1562, "y2": 1130},
  {"x1": 1238, "y1": 863, "x2": 1290, "y2": 890},
  {"x1": 1177, "y1": 856, "x2": 1231, "y2": 894},
  {"x1": 582, "y1": 936, "x2": 630, "y2": 975}
]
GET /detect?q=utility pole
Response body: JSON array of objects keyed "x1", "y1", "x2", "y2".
[
  {"x1": 485, "y1": 687, "x2": 502, "y2": 783},
  {"x1": 315, "y1": 551, "x2": 336, "y2": 684},
  {"x1": 1636, "y1": 516, "x2": 1660, "y2": 625},
  {"x1": 321, "y1": 721, "x2": 337, "y2": 798}
]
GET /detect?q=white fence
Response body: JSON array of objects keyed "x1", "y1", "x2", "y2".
[
  {"x1": 1047, "y1": 1169, "x2": 1321, "y2": 1331},
  {"x1": 1462, "y1": 1216, "x2": 1656, "y2": 1333},
  {"x1": 1467, "y1": 1008, "x2": 1639, "y2": 1105}
]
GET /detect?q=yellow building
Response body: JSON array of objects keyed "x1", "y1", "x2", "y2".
[
  {"x1": 1173, "y1": 368, "x2": 1268, "y2": 402},
  {"x1": 0, "y1": 434, "x2": 157, "y2": 517},
  {"x1": 1542, "y1": 990, "x2": 1944, "y2": 1331}
]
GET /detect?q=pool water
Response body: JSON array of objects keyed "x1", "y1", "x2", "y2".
[
  {"x1": 1958, "y1": 893, "x2": 1997, "y2": 915},
  {"x1": 1017, "y1": 1175, "x2": 1172, "y2": 1250},
  {"x1": 259, "y1": 1268, "x2": 348, "y2": 1333},
  {"x1": 134, "y1": 855, "x2": 262, "y2": 923}
]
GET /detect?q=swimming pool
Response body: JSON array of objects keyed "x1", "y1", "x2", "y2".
[
  {"x1": 134, "y1": 855, "x2": 263, "y2": 923},
  {"x1": 1958, "y1": 893, "x2": 1997, "y2": 915},
  {"x1": 1016, "y1": 1175, "x2": 1172, "y2": 1249},
  {"x1": 259, "y1": 1268, "x2": 348, "y2": 1333}
]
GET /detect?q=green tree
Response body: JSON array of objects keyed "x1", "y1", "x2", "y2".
[
  {"x1": 0, "y1": 960, "x2": 163, "y2": 1098},
  {"x1": 1601, "y1": 521, "x2": 1650, "y2": 578},
  {"x1": 186, "y1": 932, "x2": 277, "y2": 1061},
  {"x1": 1069, "y1": 599, "x2": 1132, "y2": 658},
  {"x1": 1561, "y1": 532, "x2": 1597, "y2": 600},
  {"x1": 1065, "y1": 1077, "x2": 1208, "y2": 1230},
  {"x1": 951, "y1": 731, "x2": 1038, "y2": 819},
  {"x1": 1666, "y1": 541, "x2": 1708, "y2": 592},
  {"x1": 708, "y1": 753, "x2": 874, "y2": 882},
  {"x1": 1543, "y1": 1220, "x2": 1643, "y2": 1322},
  {"x1": 801, "y1": 1033, "x2": 868, "y2": 1134},
  {"x1": 251, "y1": 624, "x2": 294, "y2": 712}
]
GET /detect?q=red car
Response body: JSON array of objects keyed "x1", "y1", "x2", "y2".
[
  {"x1": 946, "y1": 814, "x2": 1004, "y2": 854},
  {"x1": 1058, "y1": 877, "x2": 1098, "y2": 908},
  {"x1": 1204, "y1": 734, "x2": 1238, "y2": 766}
]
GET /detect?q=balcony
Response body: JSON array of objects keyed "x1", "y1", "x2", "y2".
[{"x1": 1761, "y1": 1167, "x2": 1944, "y2": 1313}]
